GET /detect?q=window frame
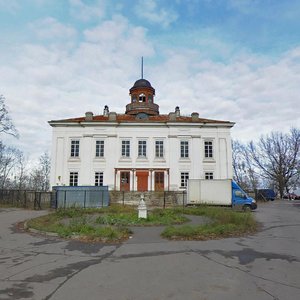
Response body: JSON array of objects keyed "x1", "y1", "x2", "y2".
[
  {"x1": 70, "y1": 140, "x2": 80, "y2": 158},
  {"x1": 69, "y1": 172, "x2": 78, "y2": 186},
  {"x1": 204, "y1": 140, "x2": 214, "y2": 159},
  {"x1": 121, "y1": 140, "x2": 130, "y2": 157},
  {"x1": 95, "y1": 140, "x2": 104, "y2": 158},
  {"x1": 138, "y1": 140, "x2": 147, "y2": 157},
  {"x1": 155, "y1": 140, "x2": 164, "y2": 158},
  {"x1": 180, "y1": 172, "x2": 189, "y2": 188},
  {"x1": 180, "y1": 140, "x2": 189, "y2": 158},
  {"x1": 205, "y1": 172, "x2": 214, "y2": 180},
  {"x1": 95, "y1": 172, "x2": 104, "y2": 186}
]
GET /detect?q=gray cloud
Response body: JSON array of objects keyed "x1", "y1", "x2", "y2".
[{"x1": 1, "y1": 14, "x2": 299, "y2": 164}]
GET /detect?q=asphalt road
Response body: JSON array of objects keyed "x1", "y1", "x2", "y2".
[{"x1": 0, "y1": 200, "x2": 299, "y2": 300}]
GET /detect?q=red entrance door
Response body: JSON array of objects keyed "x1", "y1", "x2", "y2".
[
  {"x1": 120, "y1": 172, "x2": 130, "y2": 191},
  {"x1": 136, "y1": 171, "x2": 148, "y2": 192},
  {"x1": 155, "y1": 172, "x2": 164, "y2": 191}
]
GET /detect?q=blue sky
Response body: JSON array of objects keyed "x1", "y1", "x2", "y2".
[{"x1": 1, "y1": 0, "x2": 300, "y2": 163}]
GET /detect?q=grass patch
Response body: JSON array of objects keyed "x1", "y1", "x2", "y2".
[
  {"x1": 26, "y1": 205, "x2": 258, "y2": 242},
  {"x1": 96, "y1": 208, "x2": 188, "y2": 226},
  {"x1": 162, "y1": 205, "x2": 257, "y2": 240},
  {"x1": 26, "y1": 205, "x2": 187, "y2": 242}
]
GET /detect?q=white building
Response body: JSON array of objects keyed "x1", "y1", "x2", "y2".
[{"x1": 49, "y1": 78, "x2": 234, "y2": 191}]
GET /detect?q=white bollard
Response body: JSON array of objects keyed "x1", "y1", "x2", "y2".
[{"x1": 138, "y1": 194, "x2": 147, "y2": 219}]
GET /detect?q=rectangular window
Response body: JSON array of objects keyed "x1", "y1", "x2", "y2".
[
  {"x1": 95, "y1": 172, "x2": 103, "y2": 186},
  {"x1": 69, "y1": 172, "x2": 78, "y2": 186},
  {"x1": 180, "y1": 141, "x2": 189, "y2": 158},
  {"x1": 70, "y1": 140, "x2": 80, "y2": 157},
  {"x1": 138, "y1": 140, "x2": 147, "y2": 157},
  {"x1": 204, "y1": 141, "x2": 213, "y2": 158},
  {"x1": 155, "y1": 140, "x2": 164, "y2": 158},
  {"x1": 122, "y1": 140, "x2": 130, "y2": 157},
  {"x1": 205, "y1": 172, "x2": 214, "y2": 180},
  {"x1": 96, "y1": 140, "x2": 104, "y2": 157},
  {"x1": 180, "y1": 172, "x2": 189, "y2": 188}
]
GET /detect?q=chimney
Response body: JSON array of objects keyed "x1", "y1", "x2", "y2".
[
  {"x1": 103, "y1": 105, "x2": 109, "y2": 116},
  {"x1": 175, "y1": 106, "x2": 180, "y2": 117},
  {"x1": 108, "y1": 112, "x2": 117, "y2": 121},
  {"x1": 191, "y1": 112, "x2": 199, "y2": 121},
  {"x1": 168, "y1": 112, "x2": 176, "y2": 121},
  {"x1": 85, "y1": 111, "x2": 93, "y2": 121}
]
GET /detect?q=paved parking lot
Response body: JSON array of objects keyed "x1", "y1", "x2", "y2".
[{"x1": 0, "y1": 200, "x2": 299, "y2": 300}]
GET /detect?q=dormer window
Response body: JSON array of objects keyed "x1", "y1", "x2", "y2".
[
  {"x1": 139, "y1": 93, "x2": 146, "y2": 102},
  {"x1": 132, "y1": 95, "x2": 137, "y2": 102},
  {"x1": 148, "y1": 95, "x2": 153, "y2": 103}
]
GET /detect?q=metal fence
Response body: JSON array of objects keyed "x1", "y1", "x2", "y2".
[
  {"x1": 52, "y1": 186, "x2": 110, "y2": 209},
  {"x1": 0, "y1": 189, "x2": 53, "y2": 209},
  {"x1": 0, "y1": 188, "x2": 186, "y2": 210}
]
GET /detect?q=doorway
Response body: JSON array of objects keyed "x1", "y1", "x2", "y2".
[
  {"x1": 155, "y1": 171, "x2": 164, "y2": 191},
  {"x1": 120, "y1": 172, "x2": 130, "y2": 191},
  {"x1": 136, "y1": 171, "x2": 148, "y2": 192}
]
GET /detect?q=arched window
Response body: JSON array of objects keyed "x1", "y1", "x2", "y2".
[
  {"x1": 132, "y1": 95, "x2": 137, "y2": 102},
  {"x1": 148, "y1": 95, "x2": 153, "y2": 103},
  {"x1": 139, "y1": 93, "x2": 146, "y2": 102}
]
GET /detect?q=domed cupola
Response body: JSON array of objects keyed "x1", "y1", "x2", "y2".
[{"x1": 125, "y1": 59, "x2": 159, "y2": 116}]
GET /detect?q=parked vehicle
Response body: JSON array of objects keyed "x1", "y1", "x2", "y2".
[
  {"x1": 283, "y1": 193, "x2": 300, "y2": 200},
  {"x1": 187, "y1": 179, "x2": 257, "y2": 211},
  {"x1": 256, "y1": 189, "x2": 276, "y2": 201}
]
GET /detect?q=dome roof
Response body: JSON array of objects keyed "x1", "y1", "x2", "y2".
[{"x1": 132, "y1": 78, "x2": 153, "y2": 88}]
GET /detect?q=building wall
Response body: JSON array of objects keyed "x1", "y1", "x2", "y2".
[{"x1": 50, "y1": 122, "x2": 233, "y2": 190}]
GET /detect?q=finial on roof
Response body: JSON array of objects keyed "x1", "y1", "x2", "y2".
[{"x1": 141, "y1": 56, "x2": 143, "y2": 79}]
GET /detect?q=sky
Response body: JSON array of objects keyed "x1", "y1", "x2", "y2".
[{"x1": 1, "y1": 0, "x2": 300, "y2": 164}]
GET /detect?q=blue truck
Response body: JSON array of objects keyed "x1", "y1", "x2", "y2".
[
  {"x1": 256, "y1": 189, "x2": 276, "y2": 201},
  {"x1": 187, "y1": 179, "x2": 257, "y2": 211}
]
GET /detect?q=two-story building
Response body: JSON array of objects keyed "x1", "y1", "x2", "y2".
[{"x1": 49, "y1": 77, "x2": 234, "y2": 191}]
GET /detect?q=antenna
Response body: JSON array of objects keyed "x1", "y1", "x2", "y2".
[{"x1": 141, "y1": 56, "x2": 143, "y2": 79}]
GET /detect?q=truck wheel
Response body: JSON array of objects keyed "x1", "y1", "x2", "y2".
[{"x1": 243, "y1": 205, "x2": 251, "y2": 212}]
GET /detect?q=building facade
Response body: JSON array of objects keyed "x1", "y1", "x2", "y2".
[{"x1": 49, "y1": 78, "x2": 234, "y2": 191}]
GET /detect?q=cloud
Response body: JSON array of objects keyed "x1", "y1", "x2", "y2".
[
  {"x1": 134, "y1": 0, "x2": 178, "y2": 28},
  {"x1": 29, "y1": 17, "x2": 77, "y2": 41},
  {"x1": 149, "y1": 47, "x2": 300, "y2": 142},
  {"x1": 69, "y1": 0, "x2": 106, "y2": 22},
  {"x1": 1, "y1": 10, "x2": 299, "y2": 164},
  {"x1": 0, "y1": 0, "x2": 19, "y2": 13}
]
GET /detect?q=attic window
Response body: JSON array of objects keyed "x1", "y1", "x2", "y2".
[
  {"x1": 136, "y1": 113, "x2": 149, "y2": 120},
  {"x1": 139, "y1": 93, "x2": 146, "y2": 102}
]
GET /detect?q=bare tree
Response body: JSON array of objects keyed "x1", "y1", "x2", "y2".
[
  {"x1": 0, "y1": 95, "x2": 18, "y2": 137},
  {"x1": 29, "y1": 152, "x2": 51, "y2": 191},
  {"x1": 247, "y1": 128, "x2": 300, "y2": 198},
  {"x1": 232, "y1": 140, "x2": 259, "y2": 191},
  {"x1": 11, "y1": 152, "x2": 29, "y2": 190},
  {"x1": 0, "y1": 142, "x2": 23, "y2": 189}
]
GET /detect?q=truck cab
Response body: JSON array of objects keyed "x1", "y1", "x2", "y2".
[{"x1": 232, "y1": 181, "x2": 257, "y2": 211}]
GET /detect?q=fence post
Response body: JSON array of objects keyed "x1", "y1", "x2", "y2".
[
  {"x1": 64, "y1": 190, "x2": 67, "y2": 209},
  {"x1": 182, "y1": 191, "x2": 185, "y2": 210},
  {"x1": 39, "y1": 192, "x2": 42, "y2": 210},
  {"x1": 34, "y1": 192, "x2": 37, "y2": 210},
  {"x1": 24, "y1": 190, "x2": 27, "y2": 208},
  {"x1": 163, "y1": 191, "x2": 166, "y2": 209},
  {"x1": 101, "y1": 191, "x2": 104, "y2": 207},
  {"x1": 84, "y1": 190, "x2": 86, "y2": 208},
  {"x1": 122, "y1": 191, "x2": 125, "y2": 206}
]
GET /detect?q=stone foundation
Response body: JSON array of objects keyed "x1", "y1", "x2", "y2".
[{"x1": 109, "y1": 191, "x2": 186, "y2": 207}]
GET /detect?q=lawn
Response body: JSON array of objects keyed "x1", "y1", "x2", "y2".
[{"x1": 26, "y1": 205, "x2": 257, "y2": 242}]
